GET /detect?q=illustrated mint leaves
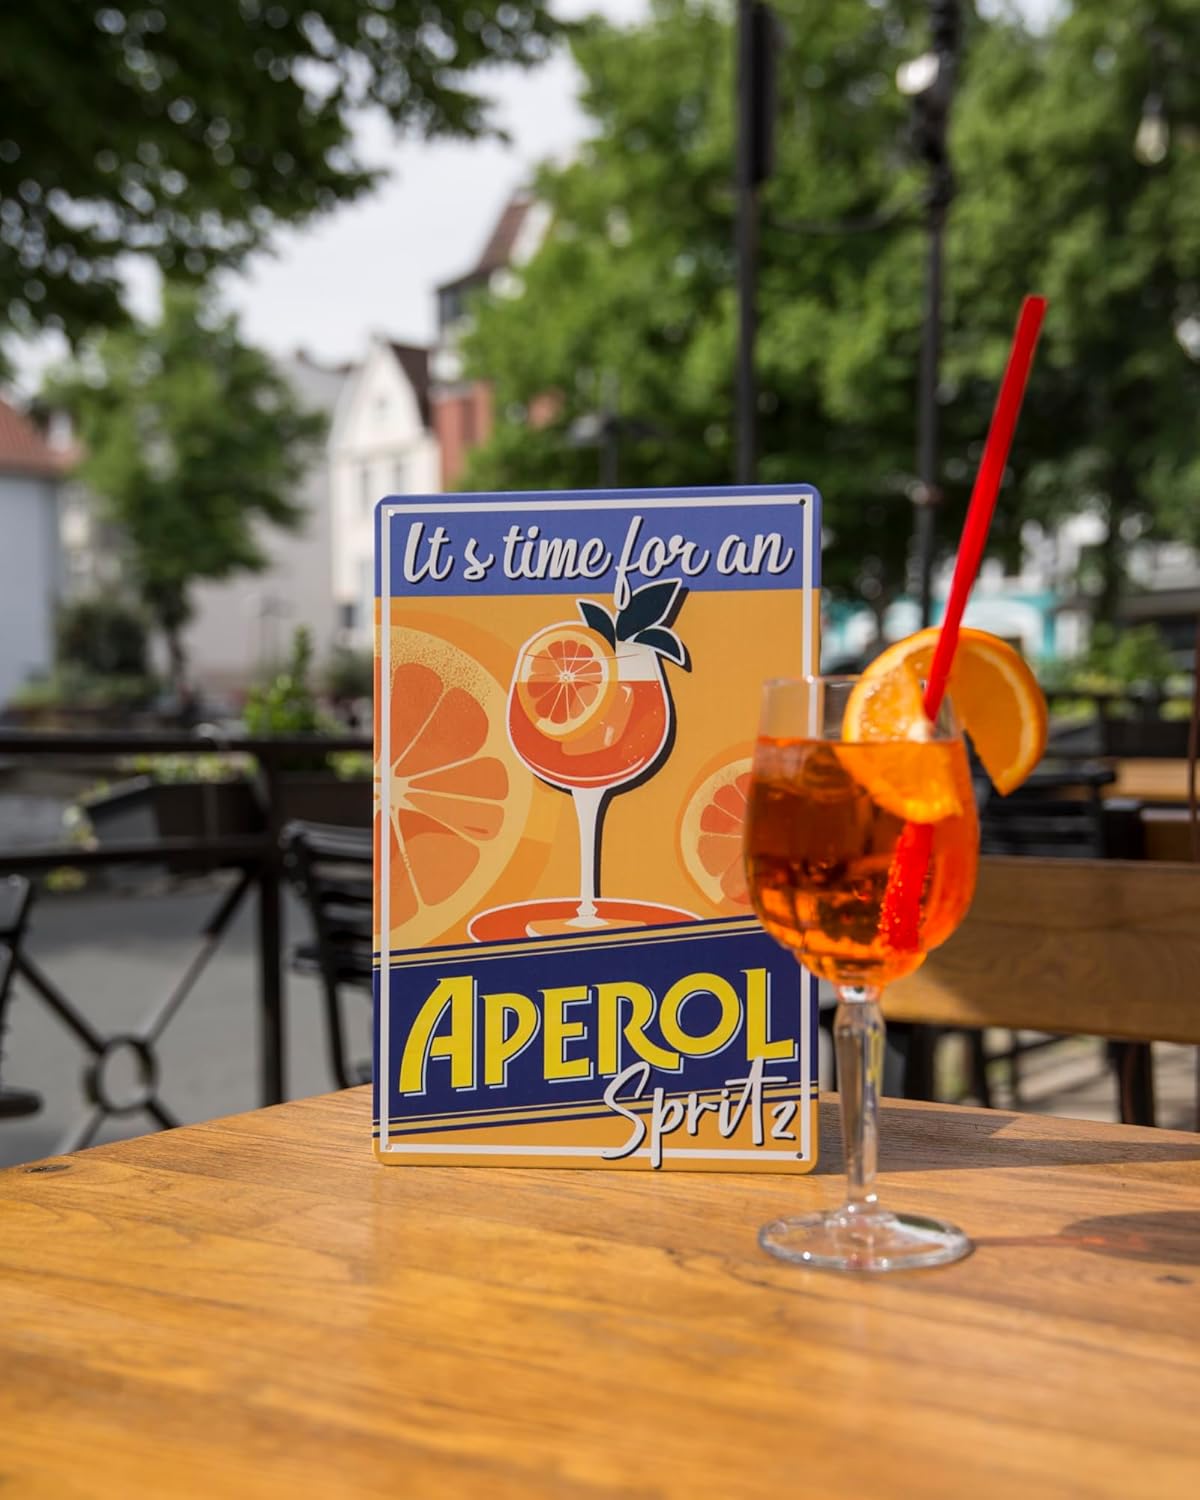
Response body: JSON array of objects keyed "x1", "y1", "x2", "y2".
[
  {"x1": 615, "y1": 580, "x2": 682, "y2": 639},
  {"x1": 577, "y1": 598, "x2": 617, "y2": 646},
  {"x1": 634, "y1": 627, "x2": 688, "y2": 667}
]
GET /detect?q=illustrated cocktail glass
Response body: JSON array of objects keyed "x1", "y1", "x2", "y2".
[
  {"x1": 506, "y1": 621, "x2": 673, "y2": 930},
  {"x1": 743, "y1": 675, "x2": 979, "y2": 1271}
]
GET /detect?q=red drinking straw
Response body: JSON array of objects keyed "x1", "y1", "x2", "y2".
[
  {"x1": 919, "y1": 294, "x2": 1048, "y2": 724},
  {"x1": 880, "y1": 295, "x2": 1048, "y2": 950}
]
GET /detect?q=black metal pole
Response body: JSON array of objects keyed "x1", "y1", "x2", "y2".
[
  {"x1": 599, "y1": 424, "x2": 619, "y2": 489},
  {"x1": 911, "y1": 0, "x2": 960, "y2": 627},
  {"x1": 735, "y1": 0, "x2": 758, "y2": 484},
  {"x1": 258, "y1": 758, "x2": 286, "y2": 1106},
  {"x1": 915, "y1": 200, "x2": 945, "y2": 627}
]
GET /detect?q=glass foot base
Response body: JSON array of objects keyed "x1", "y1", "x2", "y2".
[{"x1": 759, "y1": 1208, "x2": 972, "y2": 1273}]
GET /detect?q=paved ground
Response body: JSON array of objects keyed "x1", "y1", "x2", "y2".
[
  {"x1": 924, "y1": 1028, "x2": 1198, "y2": 1133},
  {"x1": 0, "y1": 877, "x2": 357, "y2": 1168},
  {"x1": 1, "y1": 882, "x2": 1195, "y2": 1168}
]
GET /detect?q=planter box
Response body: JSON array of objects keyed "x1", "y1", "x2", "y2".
[
  {"x1": 82, "y1": 773, "x2": 370, "y2": 873},
  {"x1": 274, "y1": 773, "x2": 371, "y2": 829},
  {"x1": 1100, "y1": 719, "x2": 1191, "y2": 758},
  {"x1": 83, "y1": 777, "x2": 266, "y2": 852}
]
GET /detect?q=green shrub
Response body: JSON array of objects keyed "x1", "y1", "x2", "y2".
[
  {"x1": 56, "y1": 595, "x2": 149, "y2": 678},
  {"x1": 243, "y1": 627, "x2": 328, "y2": 736},
  {"x1": 10, "y1": 664, "x2": 156, "y2": 711},
  {"x1": 325, "y1": 647, "x2": 373, "y2": 702},
  {"x1": 1080, "y1": 623, "x2": 1175, "y2": 691}
]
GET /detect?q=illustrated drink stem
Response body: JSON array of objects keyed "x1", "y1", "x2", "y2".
[{"x1": 570, "y1": 787, "x2": 607, "y2": 928}]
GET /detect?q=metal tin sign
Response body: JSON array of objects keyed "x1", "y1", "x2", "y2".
[{"x1": 373, "y1": 485, "x2": 820, "y2": 1171}]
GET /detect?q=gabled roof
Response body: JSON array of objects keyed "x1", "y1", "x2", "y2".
[
  {"x1": 388, "y1": 343, "x2": 431, "y2": 429},
  {"x1": 436, "y1": 190, "x2": 536, "y2": 298},
  {"x1": 0, "y1": 396, "x2": 64, "y2": 479}
]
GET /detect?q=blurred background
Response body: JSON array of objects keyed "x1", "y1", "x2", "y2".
[
  {"x1": 4, "y1": 0, "x2": 1199, "y2": 719},
  {"x1": 1, "y1": 1, "x2": 1198, "y2": 1156}
]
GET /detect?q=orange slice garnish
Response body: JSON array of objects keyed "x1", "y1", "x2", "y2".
[
  {"x1": 678, "y1": 749, "x2": 754, "y2": 914},
  {"x1": 855, "y1": 627, "x2": 1048, "y2": 795},
  {"x1": 839, "y1": 660, "x2": 964, "y2": 823},
  {"x1": 375, "y1": 627, "x2": 532, "y2": 949},
  {"x1": 514, "y1": 624, "x2": 616, "y2": 740}
]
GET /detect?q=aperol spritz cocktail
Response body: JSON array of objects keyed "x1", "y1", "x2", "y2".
[
  {"x1": 743, "y1": 675, "x2": 980, "y2": 1272},
  {"x1": 745, "y1": 738, "x2": 978, "y2": 989}
]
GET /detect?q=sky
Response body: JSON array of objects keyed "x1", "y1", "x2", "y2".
[
  {"x1": 8, "y1": 0, "x2": 1059, "y2": 393},
  {"x1": 222, "y1": 0, "x2": 650, "y2": 370}
]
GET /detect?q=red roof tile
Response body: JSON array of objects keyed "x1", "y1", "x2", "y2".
[
  {"x1": 436, "y1": 191, "x2": 535, "y2": 295},
  {"x1": 475, "y1": 192, "x2": 535, "y2": 275},
  {"x1": 388, "y1": 343, "x2": 431, "y2": 429},
  {"x1": 0, "y1": 397, "x2": 64, "y2": 478}
]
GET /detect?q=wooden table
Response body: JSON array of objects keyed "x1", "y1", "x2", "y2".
[
  {"x1": 2, "y1": 1090, "x2": 1199, "y2": 1499},
  {"x1": 1101, "y1": 759, "x2": 1197, "y2": 859},
  {"x1": 1108, "y1": 757, "x2": 1194, "y2": 805}
]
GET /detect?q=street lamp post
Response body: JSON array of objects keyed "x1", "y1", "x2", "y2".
[
  {"x1": 899, "y1": 0, "x2": 961, "y2": 628},
  {"x1": 734, "y1": 0, "x2": 781, "y2": 485}
]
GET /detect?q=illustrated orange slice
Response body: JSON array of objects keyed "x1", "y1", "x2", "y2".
[
  {"x1": 514, "y1": 624, "x2": 616, "y2": 740},
  {"x1": 853, "y1": 627, "x2": 1048, "y2": 795},
  {"x1": 375, "y1": 627, "x2": 532, "y2": 949},
  {"x1": 678, "y1": 750, "x2": 754, "y2": 915}
]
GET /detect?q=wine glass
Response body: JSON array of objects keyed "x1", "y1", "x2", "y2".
[{"x1": 743, "y1": 676, "x2": 980, "y2": 1271}]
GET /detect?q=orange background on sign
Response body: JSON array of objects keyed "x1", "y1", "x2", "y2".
[{"x1": 375, "y1": 588, "x2": 815, "y2": 952}]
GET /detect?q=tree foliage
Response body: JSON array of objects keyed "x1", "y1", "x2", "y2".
[
  {"x1": 56, "y1": 593, "x2": 149, "y2": 678},
  {"x1": 46, "y1": 285, "x2": 325, "y2": 687},
  {"x1": 955, "y1": 0, "x2": 1200, "y2": 620},
  {"x1": 462, "y1": 0, "x2": 1200, "y2": 625},
  {"x1": 0, "y1": 0, "x2": 562, "y2": 349}
]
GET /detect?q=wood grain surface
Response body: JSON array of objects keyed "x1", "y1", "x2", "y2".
[
  {"x1": 1, "y1": 1088, "x2": 1199, "y2": 1499},
  {"x1": 888, "y1": 855, "x2": 1200, "y2": 1044}
]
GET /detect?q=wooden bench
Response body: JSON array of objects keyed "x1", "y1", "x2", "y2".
[{"x1": 887, "y1": 856, "x2": 1200, "y2": 1124}]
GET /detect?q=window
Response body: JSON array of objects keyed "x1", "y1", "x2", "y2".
[
  {"x1": 339, "y1": 601, "x2": 358, "y2": 631},
  {"x1": 393, "y1": 459, "x2": 407, "y2": 495},
  {"x1": 439, "y1": 288, "x2": 462, "y2": 330},
  {"x1": 360, "y1": 464, "x2": 372, "y2": 513}
]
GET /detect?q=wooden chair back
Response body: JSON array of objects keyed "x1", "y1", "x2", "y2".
[{"x1": 887, "y1": 856, "x2": 1200, "y2": 1047}]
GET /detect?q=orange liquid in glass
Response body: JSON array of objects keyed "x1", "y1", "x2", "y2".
[
  {"x1": 507, "y1": 680, "x2": 669, "y2": 791},
  {"x1": 744, "y1": 738, "x2": 979, "y2": 987}
]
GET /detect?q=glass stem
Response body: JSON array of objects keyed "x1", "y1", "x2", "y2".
[
  {"x1": 834, "y1": 985, "x2": 885, "y2": 1216},
  {"x1": 571, "y1": 787, "x2": 605, "y2": 926}
]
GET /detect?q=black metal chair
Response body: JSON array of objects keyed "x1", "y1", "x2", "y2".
[
  {"x1": 281, "y1": 821, "x2": 374, "y2": 1090},
  {"x1": 899, "y1": 762, "x2": 1141, "y2": 1114},
  {"x1": 979, "y1": 793, "x2": 1106, "y2": 859},
  {"x1": 0, "y1": 876, "x2": 43, "y2": 1120}
]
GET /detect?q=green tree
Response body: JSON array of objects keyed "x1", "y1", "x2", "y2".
[
  {"x1": 0, "y1": 0, "x2": 562, "y2": 354},
  {"x1": 46, "y1": 285, "x2": 325, "y2": 690},
  {"x1": 462, "y1": 0, "x2": 1200, "y2": 628},
  {"x1": 461, "y1": 0, "x2": 984, "y2": 631},
  {"x1": 953, "y1": 0, "x2": 1200, "y2": 622}
]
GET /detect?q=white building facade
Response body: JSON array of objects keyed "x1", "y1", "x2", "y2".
[
  {"x1": 0, "y1": 399, "x2": 63, "y2": 708},
  {"x1": 330, "y1": 338, "x2": 440, "y2": 651},
  {"x1": 183, "y1": 352, "x2": 348, "y2": 693}
]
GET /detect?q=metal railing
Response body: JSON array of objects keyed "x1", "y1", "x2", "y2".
[{"x1": 0, "y1": 730, "x2": 372, "y2": 1137}]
